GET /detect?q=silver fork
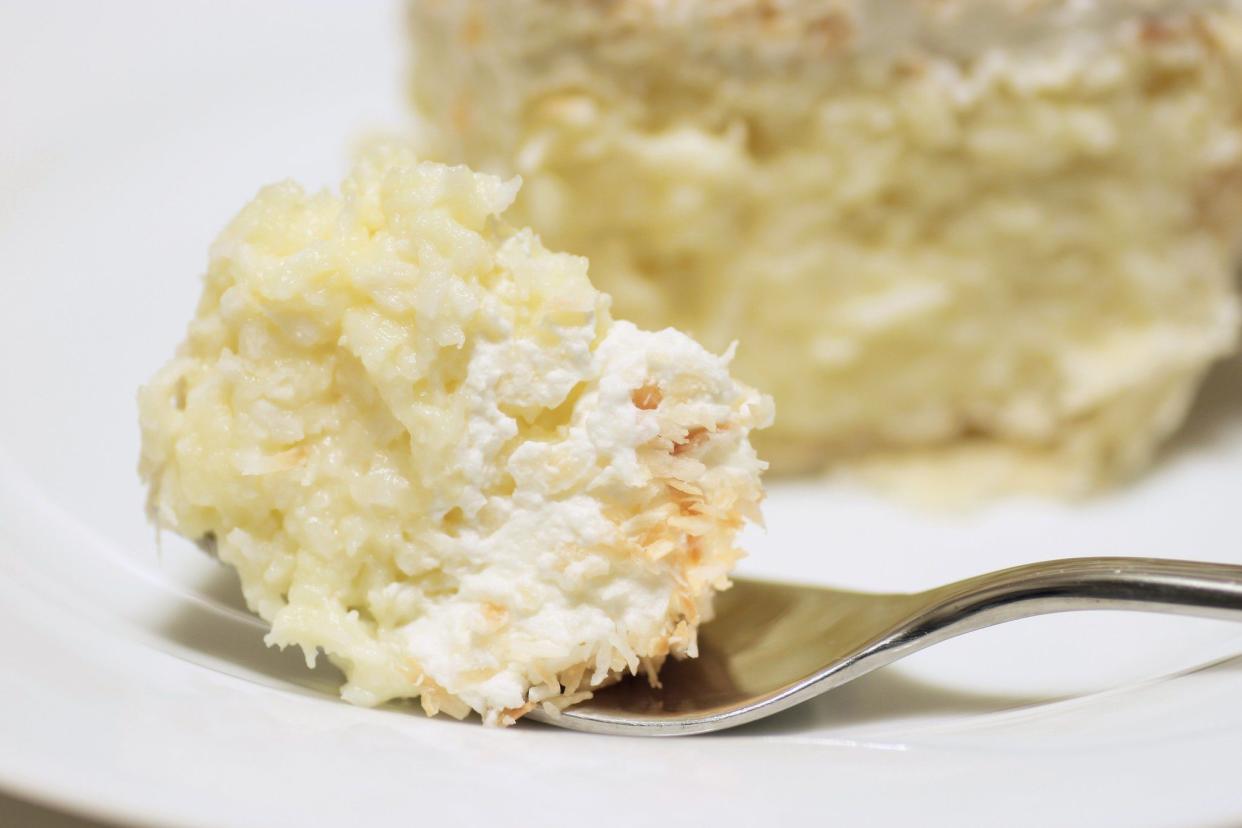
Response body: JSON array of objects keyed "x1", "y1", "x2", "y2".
[{"x1": 528, "y1": 557, "x2": 1242, "y2": 736}]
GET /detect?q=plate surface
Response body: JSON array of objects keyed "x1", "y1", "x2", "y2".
[{"x1": 2, "y1": 3, "x2": 1242, "y2": 826}]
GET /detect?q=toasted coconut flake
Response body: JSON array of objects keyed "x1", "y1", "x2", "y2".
[
  {"x1": 672, "y1": 427, "x2": 711, "y2": 456},
  {"x1": 631, "y1": 383, "x2": 663, "y2": 410}
]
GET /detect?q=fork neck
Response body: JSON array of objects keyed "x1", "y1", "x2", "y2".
[{"x1": 916, "y1": 557, "x2": 1242, "y2": 639}]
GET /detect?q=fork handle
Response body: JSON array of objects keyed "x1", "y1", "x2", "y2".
[{"x1": 915, "y1": 557, "x2": 1242, "y2": 642}]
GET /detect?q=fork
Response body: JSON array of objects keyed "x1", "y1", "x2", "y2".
[{"x1": 527, "y1": 557, "x2": 1242, "y2": 736}]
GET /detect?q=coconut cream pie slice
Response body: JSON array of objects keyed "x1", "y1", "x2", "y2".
[
  {"x1": 138, "y1": 145, "x2": 772, "y2": 725},
  {"x1": 408, "y1": 0, "x2": 1242, "y2": 500}
]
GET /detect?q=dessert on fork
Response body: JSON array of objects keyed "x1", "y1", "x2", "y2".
[{"x1": 138, "y1": 146, "x2": 771, "y2": 725}]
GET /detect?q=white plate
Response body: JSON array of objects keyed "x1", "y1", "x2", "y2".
[{"x1": 2, "y1": 3, "x2": 1242, "y2": 826}]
